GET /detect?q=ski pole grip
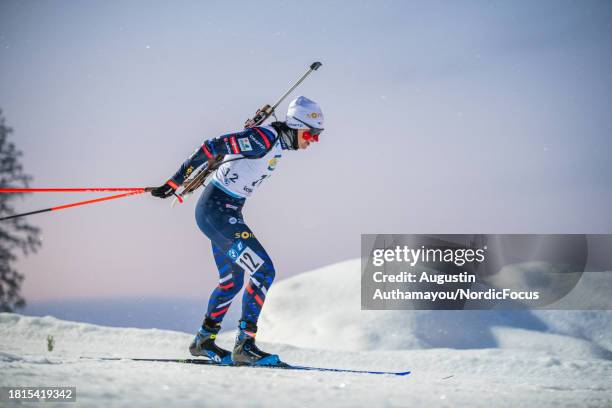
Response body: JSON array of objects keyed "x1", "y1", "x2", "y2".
[{"x1": 310, "y1": 62, "x2": 322, "y2": 71}]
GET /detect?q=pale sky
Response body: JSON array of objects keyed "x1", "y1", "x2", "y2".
[{"x1": 1, "y1": 0, "x2": 611, "y2": 304}]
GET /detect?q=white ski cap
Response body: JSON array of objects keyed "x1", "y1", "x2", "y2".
[{"x1": 285, "y1": 96, "x2": 324, "y2": 130}]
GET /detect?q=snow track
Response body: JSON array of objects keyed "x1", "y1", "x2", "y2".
[{"x1": 2, "y1": 259, "x2": 611, "y2": 406}]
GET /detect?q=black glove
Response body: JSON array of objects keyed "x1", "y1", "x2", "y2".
[{"x1": 151, "y1": 181, "x2": 177, "y2": 199}]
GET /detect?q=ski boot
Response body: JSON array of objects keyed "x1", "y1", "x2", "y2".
[
  {"x1": 231, "y1": 320, "x2": 280, "y2": 366},
  {"x1": 189, "y1": 318, "x2": 232, "y2": 365}
]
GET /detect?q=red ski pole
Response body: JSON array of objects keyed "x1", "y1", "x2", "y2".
[
  {"x1": 0, "y1": 187, "x2": 148, "y2": 193},
  {"x1": 0, "y1": 189, "x2": 152, "y2": 221}
]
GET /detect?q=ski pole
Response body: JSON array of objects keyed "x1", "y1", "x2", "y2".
[
  {"x1": 0, "y1": 187, "x2": 149, "y2": 193},
  {"x1": 0, "y1": 189, "x2": 151, "y2": 221}
]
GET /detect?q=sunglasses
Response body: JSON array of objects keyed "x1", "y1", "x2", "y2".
[
  {"x1": 292, "y1": 117, "x2": 324, "y2": 142},
  {"x1": 303, "y1": 128, "x2": 323, "y2": 142}
]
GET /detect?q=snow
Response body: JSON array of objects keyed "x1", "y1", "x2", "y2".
[
  {"x1": 1, "y1": 259, "x2": 611, "y2": 407},
  {"x1": 257, "y1": 259, "x2": 612, "y2": 357}
]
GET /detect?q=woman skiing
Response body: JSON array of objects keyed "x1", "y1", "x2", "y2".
[{"x1": 150, "y1": 96, "x2": 324, "y2": 365}]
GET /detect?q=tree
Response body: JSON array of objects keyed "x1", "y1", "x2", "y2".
[{"x1": 0, "y1": 109, "x2": 41, "y2": 312}]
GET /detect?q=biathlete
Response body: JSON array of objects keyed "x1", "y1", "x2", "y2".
[{"x1": 151, "y1": 96, "x2": 324, "y2": 365}]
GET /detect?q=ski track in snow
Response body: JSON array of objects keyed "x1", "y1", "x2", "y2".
[{"x1": 2, "y1": 259, "x2": 612, "y2": 407}]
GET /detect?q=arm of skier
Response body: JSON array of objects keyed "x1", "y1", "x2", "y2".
[{"x1": 150, "y1": 127, "x2": 275, "y2": 198}]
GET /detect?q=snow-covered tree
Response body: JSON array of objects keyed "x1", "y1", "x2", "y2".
[{"x1": 0, "y1": 109, "x2": 41, "y2": 312}]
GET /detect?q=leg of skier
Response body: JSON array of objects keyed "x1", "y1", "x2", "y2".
[
  {"x1": 189, "y1": 241, "x2": 243, "y2": 364},
  {"x1": 205, "y1": 243, "x2": 244, "y2": 323},
  {"x1": 189, "y1": 182, "x2": 279, "y2": 365},
  {"x1": 189, "y1": 183, "x2": 246, "y2": 364},
  {"x1": 230, "y1": 230, "x2": 278, "y2": 365},
  {"x1": 205, "y1": 220, "x2": 279, "y2": 365}
]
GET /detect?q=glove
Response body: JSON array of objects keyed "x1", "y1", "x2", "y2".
[{"x1": 151, "y1": 181, "x2": 178, "y2": 199}]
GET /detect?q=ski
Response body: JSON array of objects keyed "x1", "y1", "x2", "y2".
[{"x1": 88, "y1": 357, "x2": 410, "y2": 376}]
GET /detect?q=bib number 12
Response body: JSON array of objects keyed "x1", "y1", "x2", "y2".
[{"x1": 236, "y1": 246, "x2": 264, "y2": 274}]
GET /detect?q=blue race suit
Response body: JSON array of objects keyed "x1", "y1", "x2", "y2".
[
  {"x1": 168, "y1": 123, "x2": 291, "y2": 325},
  {"x1": 195, "y1": 184, "x2": 274, "y2": 323}
]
